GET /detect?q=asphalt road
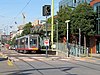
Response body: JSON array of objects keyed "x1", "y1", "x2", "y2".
[{"x1": 0, "y1": 47, "x2": 100, "y2": 75}]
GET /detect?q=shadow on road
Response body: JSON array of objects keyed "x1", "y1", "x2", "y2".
[
  {"x1": 7, "y1": 72, "x2": 32, "y2": 75},
  {"x1": 0, "y1": 58, "x2": 8, "y2": 61},
  {"x1": 1, "y1": 67, "x2": 77, "y2": 75}
]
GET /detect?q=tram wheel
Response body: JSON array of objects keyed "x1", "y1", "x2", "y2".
[
  {"x1": 23, "y1": 50, "x2": 27, "y2": 54},
  {"x1": 32, "y1": 51, "x2": 36, "y2": 53},
  {"x1": 16, "y1": 50, "x2": 20, "y2": 53}
]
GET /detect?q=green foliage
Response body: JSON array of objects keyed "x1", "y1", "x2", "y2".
[
  {"x1": 70, "y1": 3, "x2": 97, "y2": 36},
  {"x1": 47, "y1": 17, "x2": 51, "y2": 24},
  {"x1": 21, "y1": 22, "x2": 32, "y2": 36},
  {"x1": 8, "y1": 37, "x2": 16, "y2": 45},
  {"x1": 57, "y1": 6, "x2": 72, "y2": 39}
]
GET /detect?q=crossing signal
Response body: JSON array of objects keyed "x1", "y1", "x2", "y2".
[{"x1": 43, "y1": 5, "x2": 51, "y2": 16}]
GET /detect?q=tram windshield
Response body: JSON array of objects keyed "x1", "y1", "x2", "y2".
[{"x1": 30, "y1": 38, "x2": 37, "y2": 47}]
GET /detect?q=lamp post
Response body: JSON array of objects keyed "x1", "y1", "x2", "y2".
[
  {"x1": 65, "y1": 20, "x2": 70, "y2": 43},
  {"x1": 65, "y1": 20, "x2": 70, "y2": 57},
  {"x1": 79, "y1": 28, "x2": 81, "y2": 57},
  {"x1": 56, "y1": 20, "x2": 58, "y2": 50}
]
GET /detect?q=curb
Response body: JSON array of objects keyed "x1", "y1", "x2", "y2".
[{"x1": 0, "y1": 52, "x2": 13, "y2": 66}]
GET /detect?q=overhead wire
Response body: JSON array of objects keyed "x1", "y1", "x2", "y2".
[
  {"x1": 9, "y1": 0, "x2": 32, "y2": 25},
  {"x1": 11, "y1": 0, "x2": 59, "y2": 24},
  {"x1": 9, "y1": 0, "x2": 59, "y2": 30},
  {"x1": 5, "y1": 0, "x2": 32, "y2": 35},
  {"x1": 14, "y1": 0, "x2": 32, "y2": 19},
  {"x1": 1, "y1": 0, "x2": 59, "y2": 35}
]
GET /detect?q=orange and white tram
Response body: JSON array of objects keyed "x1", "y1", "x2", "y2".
[{"x1": 15, "y1": 34, "x2": 40, "y2": 53}]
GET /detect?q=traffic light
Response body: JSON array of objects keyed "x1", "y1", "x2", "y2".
[{"x1": 43, "y1": 5, "x2": 51, "y2": 16}]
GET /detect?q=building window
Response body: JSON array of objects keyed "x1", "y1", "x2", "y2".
[
  {"x1": 96, "y1": 4, "x2": 100, "y2": 34},
  {"x1": 74, "y1": 0, "x2": 76, "y2": 3}
]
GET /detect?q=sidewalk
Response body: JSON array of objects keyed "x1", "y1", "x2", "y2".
[
  {"x1": 92, "y1": 54, "x2": 100, "y2": 59},
  {"x1": 0, "y1": 57, "x2": 19, "y2": 75}
]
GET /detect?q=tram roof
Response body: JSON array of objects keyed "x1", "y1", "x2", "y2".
[{"x1": 16, "y1": 34, "x2": 39, "y2": 40}]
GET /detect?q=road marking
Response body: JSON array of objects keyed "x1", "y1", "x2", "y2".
[
  {"x1": 0, "y1": 52, "x2": 14, "y2": 66},
  {"x1": 7, "y1": 59, "x2": 13, "y2": 66},
  {"x1": 0, "y1": 52, "x2": 8, "y2": 58},
  {"x1": 23, "y1": 58, "x2": 34, "y2": 61},
  {"x1": 18, "y1": 57, "x2": 34, "y2": 61}
]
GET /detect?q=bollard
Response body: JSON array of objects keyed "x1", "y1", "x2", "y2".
[
  {"x1": 86, "y1": 47, "x2": 88, "y2": 57},
  {"x1": 90, "y1": 48, "x2": 92, "y2": 57}
]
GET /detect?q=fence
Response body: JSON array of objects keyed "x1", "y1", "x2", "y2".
[{"x1": 55, "y1": 43, "x2": 89, "y2": 57}]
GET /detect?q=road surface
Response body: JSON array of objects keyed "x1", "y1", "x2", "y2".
[{"x1": 0, "y1": 47, "x2": 100, "y2": 75}]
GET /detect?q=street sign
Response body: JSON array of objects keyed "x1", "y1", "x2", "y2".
[{"x1": 44, "y1": 39, "x2": 49, "y2": 46}]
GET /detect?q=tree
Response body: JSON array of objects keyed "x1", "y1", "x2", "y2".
[
  {"x1": 21, "y1": 22, "x2": 32, "y2": 36},
  {"x1": 57, "y1": 6, "x2": 72, "y2": 41},
  {"x1": 7, "y1": 36, "x2": 16, "y2": 46},
  {"x1": 70, "y1": 3, "x2": 97, "y2": 47},
  {"x1": 41, "y1": 16, "x2": 57, "y2": 42}
]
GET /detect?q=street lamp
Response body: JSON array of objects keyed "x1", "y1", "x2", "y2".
[
  {"x1": 65, "y1": 20, "x2": 70, "y2": 57},
  {"x1": 65, "y1": 20, "x2": 70, "y2": 43}
]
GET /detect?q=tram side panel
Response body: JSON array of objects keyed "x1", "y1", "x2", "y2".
[{"x1": 15, "y1": 35, "x2": 40, "y2": 53}]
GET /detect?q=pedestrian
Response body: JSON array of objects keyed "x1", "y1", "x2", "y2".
[{"x1": 67, "y1": 43, "x2": 70, "y2": 57}]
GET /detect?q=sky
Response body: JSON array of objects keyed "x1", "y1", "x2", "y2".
[{"x1": 0, "y1": 0, "x2": 61, "y2": 34}]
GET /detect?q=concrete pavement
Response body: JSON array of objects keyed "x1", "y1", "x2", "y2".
[
  {"x1": 0, "y1": 49, "x2": 100, "y2": 75},
  {"x1": 92, "y1": 54, "x2": 100, "y2": 59},
  {"x1": 0, "y1": 57, "x2": 19, "y2": 75}
]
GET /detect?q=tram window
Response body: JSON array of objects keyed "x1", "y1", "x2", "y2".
[
  {"x1": 21, "y1": 39, "x2": 24, "y2": 44},
  {"x1": 16, "y1": 40, "x2": 18, "y2": 48},
  {"x1": 30, "y1": 39, "x2": 37, "y2": 47},
  {"x1": 74, "y1": 0, "x2": 76, "y2": 3},
  {"x1": 20, "y1": 39, "x2": 25, "y2": 48},
  {"x1": 26, "y1": 38, "x2": 28, "y2": 45},
  {"x1": 16, "y1": 40, "x2": 18, "y2": 45}
]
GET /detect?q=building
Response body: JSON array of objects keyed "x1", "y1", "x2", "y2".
[
  {"x1": 17, "y1": 24, "x2": 24, "y2": 36},
  {"x1": 10, "y1": 31, "x2": 17, "y2": 40},
  {"x1": 59, "y1": 0, "x2": 92, "y2": 8},
  {"x1": 1, "y1": 35, "x2": 10, "y2": 44},
  {"x1": 0, "y1": 29, "x2": 3, "y2": 41},
  {"x1": 32, "y1": 20, "x2": 39, "y2": 26},
  {"x1": 90, "y1": 0, "x2": 100, "y2": 54}
]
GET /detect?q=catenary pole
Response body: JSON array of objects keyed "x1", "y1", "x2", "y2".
[{"x1": 51, "y1": 0, "x2": 54, "y2": 49}]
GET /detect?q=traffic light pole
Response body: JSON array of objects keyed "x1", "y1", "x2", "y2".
[
  {"x1": 42, "y1": 4, "x2": 51, "y2": 57},
  {"x1": 46, "y1": 16, "x2": 48, "y2": 57}
]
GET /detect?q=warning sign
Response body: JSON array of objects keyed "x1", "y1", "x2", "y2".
[{"x1": 44, "y1": 39, "x2": 49, "y2": 46}]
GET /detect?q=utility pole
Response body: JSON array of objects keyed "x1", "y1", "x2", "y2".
[
  {"x1": 7, "y1": 25, "x2": 8, "y2": 35},
  {"x1": 10, "y1": 26, "x2": 13, "y2": 32},
  {"x1": 51, "y1": 0, "x2": 54, "y2": 49},
  {"x1": 45, "y1": 16, "x2": 48, "y2": 57},
  {"x1": 22, "y1": 13, "x2": 25, "y2": 25}
]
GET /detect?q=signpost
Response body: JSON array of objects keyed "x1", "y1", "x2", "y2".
[
  {"x1": 44, "y1": 39, "x2": 49, "y2": 46},
  {"x1": 44, "y1": 39, "x2": 49, "y2": 57}
]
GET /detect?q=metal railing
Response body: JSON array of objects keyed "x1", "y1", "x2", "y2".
[{"x1": 55, "y1": 43, "x2": 89, "y2": 57}]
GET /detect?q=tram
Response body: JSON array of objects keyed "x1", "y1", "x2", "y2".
[{"x1": 15, "y1": 34, "x2": 41, "y2": 53}]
